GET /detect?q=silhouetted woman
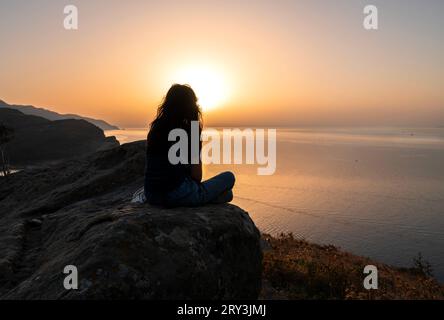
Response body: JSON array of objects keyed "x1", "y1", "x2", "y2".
[{"x1": 144, "y1": 84, "x2": 235, "y2": 207}]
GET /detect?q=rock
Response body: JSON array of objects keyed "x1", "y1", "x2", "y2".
[
  {"x1": 0, "y1": 141, "x2": 262, "y2": 299},
  {"x1": 29, "y1": 219, "x2": 42, "y2": 226}
]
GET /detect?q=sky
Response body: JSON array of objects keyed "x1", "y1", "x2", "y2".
[{"x1": 1, "y1": 0, "x2": 443, "y2": 128}]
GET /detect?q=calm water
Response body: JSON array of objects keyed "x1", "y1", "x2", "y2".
[{"x1": 106, "y1": 127, "x2": 444, "y2": 281}]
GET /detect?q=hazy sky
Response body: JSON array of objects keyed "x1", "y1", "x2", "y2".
[{"x1": 1, "y1": 0, "x2": 443, "y2": 127}]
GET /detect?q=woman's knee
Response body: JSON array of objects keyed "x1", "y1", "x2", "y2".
[{"x1": 222, "y1": 171, "x2": 236, "y2": 188}]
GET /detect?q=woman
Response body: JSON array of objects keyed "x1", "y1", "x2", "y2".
[{"x1": 144, "y1": 84, "x2": 235, "y2": 207}]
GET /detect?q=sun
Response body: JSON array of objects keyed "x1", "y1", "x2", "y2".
[{"x1": 169, "y1": 66, "x2": 229, "y2": 111}]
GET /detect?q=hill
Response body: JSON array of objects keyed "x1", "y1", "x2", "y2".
[
  {"x1": 0, "y1": 99, "x2": 119, "y2": 130},
  {"x1": 0, "y1": 108, "x2": 119, "y2": 165}
]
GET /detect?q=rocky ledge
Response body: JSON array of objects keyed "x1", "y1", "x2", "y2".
[{"x1": 0, "y1": 141, "x2": 262, "y2": 299}]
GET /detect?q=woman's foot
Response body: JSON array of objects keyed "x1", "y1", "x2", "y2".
[{"x1": 212, "y1": 190, "x2": 233, "y2": 204}]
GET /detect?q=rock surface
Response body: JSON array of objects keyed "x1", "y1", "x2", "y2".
[{"x1": 0, "y1": 141, "x2": 262, "y2": 299}]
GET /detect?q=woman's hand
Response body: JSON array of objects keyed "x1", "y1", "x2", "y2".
[
  {"x1": 190, "y1": 139, "x2": 202, "y2": 182},
  {"x1": 190, "y1": 163, "x2": 202, "y2": 183}
]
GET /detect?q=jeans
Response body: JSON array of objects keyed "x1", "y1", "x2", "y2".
[{"x1": 146, "y1": 171, "x2": 235, "y2": 207}]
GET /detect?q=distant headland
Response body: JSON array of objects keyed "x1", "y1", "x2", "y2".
[{"x1": 0, "y1": 99, "x2": 119, "y2": 131}]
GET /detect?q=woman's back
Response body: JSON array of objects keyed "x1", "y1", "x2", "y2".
[
  {"x1": 143, "y1": 84, "x2": 235, "y2": 207},
  {"x1": 144, "y1": 84, "x2": 200, "y2": 198},
  {"x1": 144, "y1": 126, "x2": 191, "y2": 194}
]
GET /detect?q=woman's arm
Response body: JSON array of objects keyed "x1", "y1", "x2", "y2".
[
  {"x1": 190, "y1": 163, "x2": 202, "y2": 183},
  {"x1": 190, "y1": 138, "x2": 202, "y2": 182},
  {"x1": 189, "y1": 126, "x2": 203, "y2": 182}
]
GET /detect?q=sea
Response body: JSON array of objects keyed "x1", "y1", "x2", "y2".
[{"x1": 105, "y1": 127, "x2": 444, "y2": 281}]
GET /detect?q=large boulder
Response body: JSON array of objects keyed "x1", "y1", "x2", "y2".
[{"x1": 0, "y1": 141, "x2": 262, "y2": 299}]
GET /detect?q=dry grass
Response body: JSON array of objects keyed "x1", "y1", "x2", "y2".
[{"x1": 260, "y1": 233, "x2": 444, "y2": 300}]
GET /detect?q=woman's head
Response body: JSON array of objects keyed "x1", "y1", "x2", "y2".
[
  {"x1": 148, "y1": 84, "x2": 202, "y2": 148},
  {"x1": 154, "y1": 84, "x2": 201, "y2": 126}
]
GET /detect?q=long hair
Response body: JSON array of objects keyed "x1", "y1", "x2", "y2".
[{"x1": 147, "y1": 84, "x2": 202, "y2": 150}]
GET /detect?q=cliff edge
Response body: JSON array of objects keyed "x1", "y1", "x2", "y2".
[{"x1": 0, "y1": 141, "x2": 262, "y2": 299}]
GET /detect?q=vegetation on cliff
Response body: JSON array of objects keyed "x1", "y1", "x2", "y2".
[{"x1": 261, "y1": 233, "x2": 444, "y2": 300}]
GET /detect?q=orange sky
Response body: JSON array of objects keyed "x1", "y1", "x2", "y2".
[{"x1": 1, "y1": 0, "x2": 443, "y2": 127}]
